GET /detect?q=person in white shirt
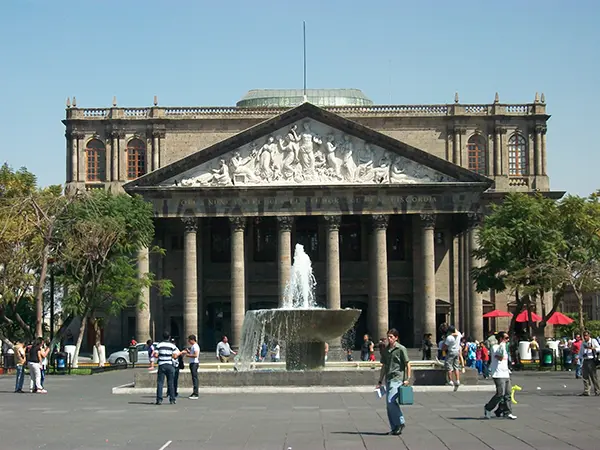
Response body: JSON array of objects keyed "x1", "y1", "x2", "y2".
[
  {"x1": 181, "y1": 334, "x2": 200, "y2": 400},
  {"x1": 216, "y1": 336, "x2": 236, "y2": 363},
  {"x1": 442, "y1": 326, "x2": 463, "y2": 391},
  {"x1": 578, "y1": 331, "x2": 600, "y2": 396},
  {"x1": 484, "y1": 331, "x2": 517, "y2": 420}
]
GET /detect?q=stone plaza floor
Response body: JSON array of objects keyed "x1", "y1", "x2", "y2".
[{"x1": 0, "y1": 369, "x2": 598, "y2": 450}]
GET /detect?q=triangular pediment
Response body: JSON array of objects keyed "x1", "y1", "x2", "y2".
[{"x1": 125, "y1": 103, "x2": 492, "y2": 190}]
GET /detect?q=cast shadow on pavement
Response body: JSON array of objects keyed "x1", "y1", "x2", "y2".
[
  {"x1": 331, "y1": 431, "x2": 391, "y2": 436},
  {"x1": 127, "y1": 401, "x2": 157, "y2": 405}
]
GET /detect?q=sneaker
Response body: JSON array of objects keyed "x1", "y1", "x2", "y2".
[
  {"x1": 506, "y1": 414, "x2": 517, "y2": 420},
  {"x1": 189, "y1": 395, "x2": 199, "y2": 400},
  {"x1": 391, "y1": 424, "x2": 405, "y2": 435},
  {"x1": 170, "y1": 399, "x2": 176, "y2": 405},
  {"x1": 155, "y1": 400, "x2": 162, "y2": 405},
  {"x1": 453, "y1": 381, "x2": 460, "y2": 392},
  {"x1": 447, "y1": 380, "x2": 454, "y2": 386},
  {"x1": 484, "y1": 408, "x2": 492, "y2": 419},
  {"x1": 37, "y1": 389, "x2": 47, "y2": 394}
]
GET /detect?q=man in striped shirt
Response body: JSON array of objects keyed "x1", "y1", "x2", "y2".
[{"x1": 153, "y1": 331, "x2": 180, "y2": 405}]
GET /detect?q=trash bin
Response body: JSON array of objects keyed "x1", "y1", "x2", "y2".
[
  {"x1": 541, "y1": 348, "x2": 554, "y2": 367},
  {"x1": 562, "y1": 348, "x2": 573, "y2": 370},
  {"x1": 128, "y1": 346, "x2": 138, "y2": 367},
  {"x1": 3, "y1": 354, "x2": 15, "y2": 369},
  {"x1": 55, "y1": 352, "x2": 68, "y2": 373}
]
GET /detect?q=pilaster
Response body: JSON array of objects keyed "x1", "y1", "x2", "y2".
[{"x1": 152, "y1": 129, "x2": 165, "y2": 171}]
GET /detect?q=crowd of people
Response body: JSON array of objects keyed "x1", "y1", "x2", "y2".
[{"x1": 9, "y1": 337, "x2": 51, "y2": 394}]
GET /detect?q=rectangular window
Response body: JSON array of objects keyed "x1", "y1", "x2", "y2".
[
  {"x1": 340, "y1": 216, "x2": 361, "y2": 261},
  {"x1": 210, "y1": 218, "x2": 231, "y2": 263},
  {"x1": 253, "y1": 217, "x2": 277, "y2": 262}
]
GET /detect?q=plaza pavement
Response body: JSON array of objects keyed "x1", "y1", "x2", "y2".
[{"x1": 0, "y1": 369, "x2": 598, "y2": 450}]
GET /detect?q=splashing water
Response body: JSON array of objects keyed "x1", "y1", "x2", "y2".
[{"x1": 282, "y1": 243, "x2": 317, "y2": 309}]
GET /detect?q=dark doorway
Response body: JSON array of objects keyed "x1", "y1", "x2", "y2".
[
  {"x1": 342, "y1": 300, "x2": 368, "y2": 350},
  {"x1": 170, "y1": 316, "x2": 182, "y2": 348},
  {"x1": 389, "y1": 301, "x2": 413, "y2": 347}
]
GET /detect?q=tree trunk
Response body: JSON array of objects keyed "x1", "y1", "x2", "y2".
[
  {"x1": 575, "y1": 289, "x2": 585, "y2": 333},
  {"x1": 34, "y1": 244, "x2": 50, "y2": 337},
  {"x1": 91, "y1": 313, "x2": 104, "y2": 367},
  {"x1": 48, "y1": 314, "x2": 74, "y2": 356},
  {"x1": 72, "y1": 310, "x2": 88, "y2": 369}
]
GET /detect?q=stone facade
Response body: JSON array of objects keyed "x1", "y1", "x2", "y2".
[{"x1": 63, "y1": 94, "x2": 554, "y2": 351}]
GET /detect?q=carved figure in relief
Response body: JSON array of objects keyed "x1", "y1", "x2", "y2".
[
  {"x1": 230, "y1": 151, "x2": 259, "y2": 183},
  {"x1": 339, "y1": 134, "x2": 357, "y2": 181},
  {"x1": 278, "y1": 133, "x2": 298, "y2": 180},
  {"x1": 373, "y1": 153, "x2": 391, "y2": 184},
  {"x1": 323, "y1": 134, "x2": 342, "y2": 178},
  {"x1": 356, "y1": 143, "x2": 375, "y2": 182},
  {"x1": 389, "y1": 156, "x2": 417, "y2": 184},
  {"x1": 289, "y1": 121, "x2": 322, "y2": 174},
  {"x1": 256, "y1": 136, "x2": 278, "y2": 180},
  {"x1": 212, "y1": 159, "x2": 232, "y2": 185}
]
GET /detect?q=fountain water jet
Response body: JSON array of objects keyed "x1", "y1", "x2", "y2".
[{"x1": 237, "y1": 244, "x2": 361, "y2": 371}]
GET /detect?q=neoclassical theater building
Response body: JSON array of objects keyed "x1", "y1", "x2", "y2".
[{"x1": 63, "y1": 89, "x2": 556, "y2": 350}]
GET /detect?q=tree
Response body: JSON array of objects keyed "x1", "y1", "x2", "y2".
[
  {"x1": 551, "y1": 194, "x2": 600, "y2": 333},
  {"x1": 57, "y1": 190, "x2": 171, "y2": 366},
  {"x1": 473, "y1": 193, "x2": 565, "y2": 336}
]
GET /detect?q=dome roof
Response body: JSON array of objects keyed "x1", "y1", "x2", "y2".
[{"x1": 236, "y1": 88, "x2": 373, "y2": 108}]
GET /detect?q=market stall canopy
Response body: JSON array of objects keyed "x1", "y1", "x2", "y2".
[
  {"x1": 515, "y1": 310, "x2": 543, "y2": 323},
  {"x1": 545, "y1": 312, "x2": 574, "y2": 325},
  {"x1": 482, "y1": 310, "x2": 513, "y2": 318}
]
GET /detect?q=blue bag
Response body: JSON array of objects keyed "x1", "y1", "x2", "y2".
[{"x1": 399, "y1": 385, "x2": 414, "y2": 405}]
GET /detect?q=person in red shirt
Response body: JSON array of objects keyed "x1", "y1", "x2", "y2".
[
  {"x1": 572, "y1": 335, "x2": 582, "y2": 379},
  {"x1": 481, "y1": 343, "x2": 490, "y2": 378}
]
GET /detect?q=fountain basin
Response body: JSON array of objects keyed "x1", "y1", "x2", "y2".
[{"x1": 240, "y1": 308, "x2": 361, "y2": 370}]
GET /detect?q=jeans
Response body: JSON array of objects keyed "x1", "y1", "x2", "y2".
[
  {"x1": 475, "y1": 360, "x2": 483, "y2": 374},
  {"x1": 482, "y1": 361, "x2": 489, "y2": 378},
  {"x1": 28, "y1": 362, "x2": 43, "y2": 391},
  {"x1": 386, "y1": 380, "x2": 406, "y2": 430},
  {"x1": 15, "y1": 364, "x2": 25, "y2": 391},
  {"x1": 156, "y1": 364, "x2": 176, "y2": 403},
  {"x1": 576, "y1": 357, "x2": 583, "y2": 378},
  {"x1": 189, "y1": 362, "x2": 199, "y2": 395},
  {"x1": 485, "y1": 378, "x2": 512, "y2": 414}
]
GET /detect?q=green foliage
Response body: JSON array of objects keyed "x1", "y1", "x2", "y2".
[{"x1": 554, "y1": 313, "x2": 600, "y2": 338}]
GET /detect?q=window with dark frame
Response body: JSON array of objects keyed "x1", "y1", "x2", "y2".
[
  {"x1": 387, "y1": 216, "x2": 406, "y2": 261},
  {"x1": 210, "y1": 218, "x2": 231, "y2": 263},
  {"x1": 253, "y1": 217, "x2": 277, "y2": 262},
  {"x1": 508, "y1": 134, "x2": 528, "y2": 176},
  {"x1": 295, "y1": 216, "x2": 320, "y2": 261},
  {"x1": 467, "y1": 135, "x2": 487, "y2": 175},
  {"x1": 339, "y1": 216, "x2": 362, "y2": 261},
  {"x1": 127, "y1": 138, "x2": 146, "y2": 179},
  {"x1": 85, "y1": 139, "x2": 106, "y2": 182}
]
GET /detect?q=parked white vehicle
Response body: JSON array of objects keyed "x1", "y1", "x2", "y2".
[{"x1": 107, "y1": 343, "x2": 155, "y2": 366}]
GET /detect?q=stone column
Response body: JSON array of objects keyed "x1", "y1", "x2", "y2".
[
  {"x1": 277, "y1": 216, "x2": 293, "y2": 307},
  {"x1": 452, "y1": 127, "x2": 460, "y2": 165},
  {"x1": 468, "y1": 213, "x2": 484, "y2": 341},
  {"x1": 110, "y1": 131, "x2": 119, "y2": 181},
  {"x1": 152, "y1": 130, "x2": 164, "y2": 171},
  {"x1": 371, "y1": 215, "x2": 389, "y2": 341},
  {"x1": 420, "y1": 214, "x2": 436, "y2": 339},
  {"x1": 535, "y1": 126, "x2": 543, "y2": 175},
  {"x1": 494, "y1": 127, "x2": 502, "y2": 176},
  {"x1": 324, "y1": 216, "x2": 341, "y2": 310},
  {"x1": 541, "y1": 126, "x2": 547, "y2": 175},
  {"x1": 182, "y1": 218, "x2": 198, "y2": 341},
  {"x1": 72, "y1": 131, "x2": 83, "y2": 182},
  {"x1": 136, "y1": 246, "x2": 151, "y2": 342},
  {"x1": 230, "y1": 217, "x2": 246, "y2": 349}
]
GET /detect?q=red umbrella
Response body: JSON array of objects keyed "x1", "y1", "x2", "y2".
[
  {"x1": 515, "y1": 310, "x2": 542, "y2": 323},
  {"x1": 482, "y1": 310, "x2": 513, "y2": 318},
  {"x1": 546, "y1": 312, "x2": 574, "y2": 325}
]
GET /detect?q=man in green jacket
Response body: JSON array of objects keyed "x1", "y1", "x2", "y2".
[{"x1": 376, "y1": 328, "x2": 412, "y2": 435}]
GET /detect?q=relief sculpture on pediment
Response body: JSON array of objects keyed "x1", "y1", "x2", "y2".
[{"x1": 175, "y1": 119, "x2": 453, "y2": 187}]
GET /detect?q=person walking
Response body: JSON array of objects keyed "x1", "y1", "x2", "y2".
[
  {"x1": 572, "y1": 335, "x2": 583, "y2": 379},
  {"x1": 422, "y1": 334, "x2": 433, "y2": 360},
  {"x1": 182, "y1": 334, "x2": 200, "y2": 399},
  {"x1": 216, "y1": 336, "x2": 236, "y2": 363},
  {"x1": 443, "y1": 326, "x2": 463, "y2": 391},
  {"x1": 28, "y1": 337, "x2": 48, "y2": 394},
  {"x1": 13, "y1": 340, "x2": 26, "y2": 393},
  {"x1": 376, "y1": 328, "x2": 411, "y2": 436},
  {"x1": 484, "y1": 331, "x2": 517, "y2": 420},
  {"x1": 578, "y1": 331, "x2": 600, "y2": 396},
  {"x1": 153, "y1": 331, "x2": 180, "y2": 405}
]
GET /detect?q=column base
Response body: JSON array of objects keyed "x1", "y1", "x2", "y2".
[{"x1": 286, "y1": 342, "x2": 326, "y2": 371}]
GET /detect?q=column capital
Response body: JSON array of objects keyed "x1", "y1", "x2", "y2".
[
  {"x1": 453, "y1": 125, "x2": 467, "y2": 134},
  {"x1": 229, "y1": 216, "x2": 247, "y2": 231},
  {"x1": 152, "y1": 129, "x2": 166, "y2": 138},
  {"x1": 71, "y1": 131, "x2": 85, "y2": 140},
  {"x1": 110, "y1": 130, "x2": 126, "y2": 139},
  {"x1": 420, "y1": 213, "x2": 436, "y2": 229},
  {"x1": 370, "y1": 214, "x2": 389, "y2": 230},
  {"x1": 495, "y1": 126, "x2": 507, "y2": 135},
  {"x1": 277, "y1": 216, "x2": 294, "y2": 231},
  {"x1": 182, "y1": 217, "x2": 198, "y2": 233},
  {"x1": 535, "y1": 124, "x2": 547, "y2": 135},
  {"x1": 323, "y1": 215, "x2": 341, "y2": 230},
  {"x1": 467, "y1": 212, "x2": 483, "y2": 229}
]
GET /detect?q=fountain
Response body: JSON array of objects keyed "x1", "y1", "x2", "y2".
[{"x1": 236, "y1": 244, "x2": 361, "y2": 370}]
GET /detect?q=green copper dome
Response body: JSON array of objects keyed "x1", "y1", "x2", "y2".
[{"x1": 236, "y1": 89, "x2": 373, "y2": 108}]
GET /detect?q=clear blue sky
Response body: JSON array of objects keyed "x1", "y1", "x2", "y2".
[{"x1": 0, "y1": 0, "x2": 597, "y2": 195}]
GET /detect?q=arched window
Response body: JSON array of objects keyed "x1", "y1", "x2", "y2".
[
  {"x1": 85, "y1": 139, "x2": 106, "y2": 182},
  {"x1": 127, "y1": 138, "x2": 146, "y2": 179},
  {"x1": 508, "y1": 134, "x2": 528, "y2": 176},
  {"x1": 467, "y1": 135, "x2": 487, "y2": 175}
]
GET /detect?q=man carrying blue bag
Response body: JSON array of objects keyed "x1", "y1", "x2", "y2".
[{"x1": 376, "y1": 328, "x2": 412, "y2": 435}]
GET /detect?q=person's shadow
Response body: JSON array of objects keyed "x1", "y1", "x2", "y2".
[{"x1": 331, "y1": 431, "x2": 390, "y2": 436}]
